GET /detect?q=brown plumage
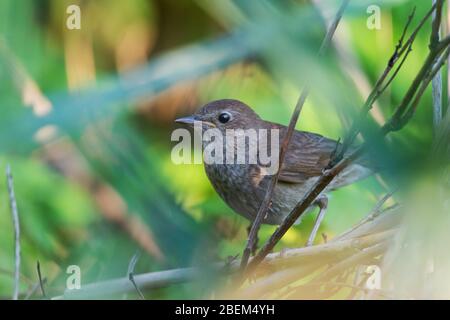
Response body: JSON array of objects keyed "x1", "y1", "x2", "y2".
[{"x1": 175, "y1": 99, "x2": 373, "y2": 227}]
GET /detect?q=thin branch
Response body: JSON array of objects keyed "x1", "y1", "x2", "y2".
[
  {"x1": 239, "y1": 240, "x2": 391, "y2": 300},
  {"x1": 284, "y1": 281, "x2": 392, "y2": 300},
  {"x1": 314, "y1": 241, "x2": 387, "y2": 283},
  {"x1": 0, "y1": 267, "x2": 33, "y2": 286},
  {"x1": 36, "y1": 261, "x2": 47, "y2": 299},
  {"x1": 6, "y1": 164, "x2": 20, "y2": 300},
  {"x1": 340, "y1": 204, "x2": 401, "y2": 241},
  {"x1": 432, "y1": 63, "x2": 443, "y2": 131},
  {"x1": 126, "y1": 251, "x2": 145, "y2": 300},
  {"x1": 431, "y1": 0, "x2": 444, "y2": 132},
  {"x1": 414, "y1": 48, "x2": 450, "y2": 116},
  {"x1": 332, "y1": 5, "x2": 434, "y2": 165},
  {"x1": 24, "y1": 278, "x2": 47, "y2": 300},
  {"x1": 379, "y1": 44, "x2": 413, "y2": 94},
  {"x1": 240, "y1": 0, "x2": 350, "y2": 271},
  {"x1": 335, "y1": 191, "x2": 398, "y2": 241},
  {"x1": 399, "y1": 3, "x2": 437, "y2": 57}
]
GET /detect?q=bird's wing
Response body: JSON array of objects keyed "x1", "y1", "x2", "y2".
[{"x1": 274, "y1": 126, "x2": 339, "y2": 183}]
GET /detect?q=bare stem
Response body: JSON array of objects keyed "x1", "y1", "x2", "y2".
[
  {"x1": 332, "y1": 5, "x2": 435, "y2": 166},
  {"x1": 126, "y1": 251, "x2": 145, "y2": 300},
  {"x1": 36, "y1": 261, "x2": 47, "y2": 299},
  {"x1": 431, "y1": 0, "x2": 444, "y2": 132},
  {"x1": 244, "y1": 146, "x2": 365, "y2": 275}
]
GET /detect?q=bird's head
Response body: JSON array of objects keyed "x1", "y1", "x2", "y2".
[{"x1": 175, "y1": 99, "x2": 262, "y2": 132}]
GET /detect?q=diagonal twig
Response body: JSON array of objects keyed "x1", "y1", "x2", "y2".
[
  {"x1": 244, "y1": 146, "x2": 365, "y2": 274},
  {"x1": 36, "y1": 261, "x2": 47, "y2": 299},
  {"x1": 127, "y1": 251, "x2": 145, "y2": 300},
  {"x1": 383, "y1": 36, "x2": 450, "y2": 132},
  {"x1": 6, "y1": 164, "x2": 21, "y2": 300},
  {"x1": 53, "y1": 228, "x2": 396, "y2": 299},
  {"x1": 24, "y1": 278, "x2": 47, "y2": 300},
  {"x1": 240, "y1": 0, "x2": 351, "y2": 271},
  {"x1": 331, "y1": 5, "x2": 435, "y2": 166},
  {"x1": 334, "y1": 190, "x2": 398, "y2": 241},
  {"x1": 431, "y1": 0, "x2": 444, "y2": 132},
  {"x1": 385, "y1": 46, "x2": 450, "y2": 131}
]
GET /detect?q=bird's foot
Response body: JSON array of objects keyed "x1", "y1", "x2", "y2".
[{"x1": 305, "y1": 196, "x2": 329, "y2": 247}]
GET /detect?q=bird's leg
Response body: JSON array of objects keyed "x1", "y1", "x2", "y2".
[
  {"x1": 305, "y1": 196, "x2": 328, "y2": 247},
  {"x1": 246, "y1": 224, "x2": 259, "y2": 255}
]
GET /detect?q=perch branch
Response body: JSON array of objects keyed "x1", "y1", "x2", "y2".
[
  {"x1": 36, "y1": 261, "x2": 47, "y2": 299},
  {"x1": 240, "y1": 0, "x2": 350, "y2": 270},
  {"x1": 431, "y1": 0, "x2": 444, "y2": 131},
  {"x1": 6, "y1": 164, "x2": 20, "y2": 300},
  {"x1": 52, "y1": 224, "x2": 396, "y2": 299},
  {"x1": 243, "y1": 3, "x2": 450, "y2": 279}
]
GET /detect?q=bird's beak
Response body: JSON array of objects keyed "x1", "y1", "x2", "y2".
[
  {"x1": 175, "y1": 115, "x2": 216, "y2": 128},
  {"x1": 175, "y1": 115, "x2": 197, "y2": 125}
]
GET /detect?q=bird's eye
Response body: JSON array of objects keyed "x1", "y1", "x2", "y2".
[{"x1": 218, "y1": 112, "x2": 232, "y2": 124}]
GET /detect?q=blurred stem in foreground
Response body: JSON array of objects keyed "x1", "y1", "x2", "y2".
[
  {"x1": 6, "y1": 164, "x2": 20, "y2": 300},
  {"x1": 431, "y1": 0, "x2": 443, "y2": 133}
]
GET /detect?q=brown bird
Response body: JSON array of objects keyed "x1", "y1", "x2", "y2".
[{"x1": 175, "y1": 99, "x2": 373, "y2": 246}]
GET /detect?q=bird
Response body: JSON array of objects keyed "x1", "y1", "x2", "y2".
[{"x1": 175, "y1": 99, "x2": 373, "y2": 246}]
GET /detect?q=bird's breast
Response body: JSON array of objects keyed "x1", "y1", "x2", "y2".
[
  {"x1": 204, "y1": 163, "x2": 264, "y2": 220},
  {"x1": 204, "y1": 162, "x2": 324, "y2": 225}
]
